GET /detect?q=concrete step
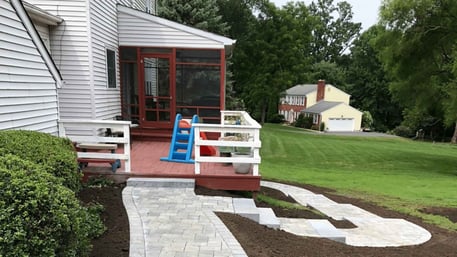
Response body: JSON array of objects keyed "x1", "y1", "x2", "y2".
[
  {"x1": 126, "y1": 178, "x2": 195, "y2": 188},
  {"x1": 308, "y1": 219, "x2": 346, "y2": 243},
  {"x1": 258, "y1": 207, "x2": 280, "y2": 229},
  {"x1": 233, "y1": 198, "x2": 259, "y2": 222}
]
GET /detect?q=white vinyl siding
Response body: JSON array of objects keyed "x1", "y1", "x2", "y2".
[
  {"x1": 27, "y1": 0, "x2": 92, "y2": 120},
  {"x1": 0, "y1": 0, "x2": 58, "y2": 134},
  {"x1": 34, "y1": 21, "x2": 51, "y2": 51},
  {"x1": 118, "y1": 8, "x2": 227, "y2": 49},
  {"x1": 90, "y1": 1, "x2": 122, "y2": 120}
]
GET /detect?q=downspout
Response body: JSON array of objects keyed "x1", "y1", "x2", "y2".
[{"x1": 10, "y1": 0, "x2": 64, "y2": 89}]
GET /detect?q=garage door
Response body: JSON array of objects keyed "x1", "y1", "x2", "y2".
[{"x1": 327, "y1": 118, "x2": 354, "y2": 132}]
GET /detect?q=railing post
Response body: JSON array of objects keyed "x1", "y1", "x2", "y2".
[{"x1": 123, "y1": 123, "x2": 131, "y2": 173}]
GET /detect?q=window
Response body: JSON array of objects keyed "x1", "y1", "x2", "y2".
[
  {"x1": 313, "y1": 114, "x2": 319, "y2": 124},
  {"x1": 106, "y1": 49, "x2": 116, "y2": 88}
]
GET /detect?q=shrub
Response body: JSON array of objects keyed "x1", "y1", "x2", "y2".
[
  {"x1": 294, "y1": 114, "x2": 313, "y2": 129},
  {"x1": 0, "y1": 154, "x2": 104, "y2": 257},
  {"x1": 268, "y1": 114, "x2": 285, "y2": 124},
  {"x1": 391, "y1": 125, "x2": 414, "y2": 138},
  {"x1": 0, "y1": 130, "x2": 80, "y2": 191},
  {"x1": 319, "y1": 122, "x2": 326, "y2": 132}
]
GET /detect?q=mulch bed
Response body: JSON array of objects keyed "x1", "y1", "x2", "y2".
[
  {"x1": 79, "y1": 183, "x2": 129, "y2": 257},
  {"x1": 79, "y1": 181, "x2": 457, "y2": 257}
]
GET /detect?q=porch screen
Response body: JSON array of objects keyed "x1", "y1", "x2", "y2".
[{"x1": 175, "y1": 49, "x2": 221, "y2": 120}]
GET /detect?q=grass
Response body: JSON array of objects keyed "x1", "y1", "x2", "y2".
[{"x1": 260, "y1": 123, "x2": 457, "y2": 230}]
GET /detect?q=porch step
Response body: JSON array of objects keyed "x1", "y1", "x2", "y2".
[
  {"x1": 126, "y1": 178, "x2": 195, "y2": 188},
  {"x1": 232, "y1": 198, "x2": 280, "y2": 229},
  {"x1": 308, "y1": 219, "x2": 346, "y2": 243}
]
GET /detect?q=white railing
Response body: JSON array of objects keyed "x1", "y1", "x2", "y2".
[
  {"x1": 193, "y1": 111, "x2": 261, "y2": 175},
  {"x1": 58, "y1": 119, "x2": 132, "y2": 173}
]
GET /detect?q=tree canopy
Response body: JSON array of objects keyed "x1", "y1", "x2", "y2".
[
  {"x1": 376, "y1": 0, "x2": 457, "y2": 141},
  {"x1": 158, "y1": 0, "x2": 229, "y2": 35}
]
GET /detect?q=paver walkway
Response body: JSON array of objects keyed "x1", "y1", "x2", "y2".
[
  {"x1": 261, "y1": 181, "x2": 432, "y2": 247},
  {"x1": 123, "y1": 178, "x2": 246, "y2": 257},
  {"x1": 123, "y1": 178, "x2": 432, "y2": 257}
]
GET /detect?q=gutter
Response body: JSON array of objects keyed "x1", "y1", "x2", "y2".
[{"x1": 10, "y1": 0, "x2": 64, "y2": 88}]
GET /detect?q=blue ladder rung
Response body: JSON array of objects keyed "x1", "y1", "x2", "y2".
[
  {"x1": 176, "y1": 133, "x2": 189, "y2": 140},
  {"x1": 174, "y1": 142, "x2": 188, "y2": 150},
  {"x1": 172, "y1": 152, "x2": 187, "y2": 159}
]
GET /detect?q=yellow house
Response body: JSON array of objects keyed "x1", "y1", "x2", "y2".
[
  {"x1": 279, "y1": 80, "x2": 362, "y2": 131},
  {"x1": 301, "y1": 101, "x2": 362, "y2": 131}
]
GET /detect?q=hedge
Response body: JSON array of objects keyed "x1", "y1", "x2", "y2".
[
  {"x1": 0, "y1": 130, "x2": 80, "y2": 191},
  {"x1": 0, "y1": 154, "x2": 104, "y2": 257}
]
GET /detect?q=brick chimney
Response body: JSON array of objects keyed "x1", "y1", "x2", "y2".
[{"x1": 316, "y1": 79, "x2": 325, "y2": 102}]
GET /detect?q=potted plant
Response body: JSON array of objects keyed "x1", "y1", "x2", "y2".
[{"x1": 231, "y1": 146, "x2": 252, "y2": 174}]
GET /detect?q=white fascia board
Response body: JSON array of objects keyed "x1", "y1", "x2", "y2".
[{"x1": 23, "y1": 1, "x2": 63, "y2": 25}]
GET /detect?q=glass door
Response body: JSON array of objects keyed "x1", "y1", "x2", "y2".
[{"x1": 140, "y1": 55, "x2": 173, "y2": 128}]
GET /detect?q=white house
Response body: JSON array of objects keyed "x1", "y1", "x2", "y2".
[
  {"x1": 1, "y1": 0, "x2": 235, "y2": 137},
  {"x1": 0, "y1": 0, "x2": 63, "y2": 134}
]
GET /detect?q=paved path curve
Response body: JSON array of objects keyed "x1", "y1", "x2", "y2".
[
  {"x1": 262, "y1": 181, "x2": 432, "y2": 247},
  {"x1": 122, "y1": 178, "x2": 432, "y2": 256}
]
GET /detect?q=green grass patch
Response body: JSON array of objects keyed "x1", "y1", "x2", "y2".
[
  {"x1": 256, "y1": 194, "x2": 310, "y2": 211},
  {"x1": 260, "y1": 124, "x2": 457, "y2": 230}
]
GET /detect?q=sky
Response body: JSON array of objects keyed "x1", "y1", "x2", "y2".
[{"x1": 270, "y1": 0, "x2": 382, "y2": 31}]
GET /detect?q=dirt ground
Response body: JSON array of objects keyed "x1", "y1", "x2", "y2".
[{"x1": 79, "y1": 182, "x2": 457, "y2": 257}]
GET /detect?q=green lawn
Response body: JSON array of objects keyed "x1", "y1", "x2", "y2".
[{"x1": 260, "y1": 123, "x2": 457, "y2": 230}]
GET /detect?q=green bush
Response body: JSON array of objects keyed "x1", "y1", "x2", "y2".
[
  {"x1": 319, "y1": 122, "x2": 326, "y2": 131},
  {"x1": 268, "y1": 114, "x2": 285, "y2": 124},
  {"x1": 0, "y1": 130, "x2": 80, "y2": 191},
  {"x1": 0, "y1": 154, "x2": 104, "y2": 257},
  {"x1": 391, "y1": 125, "x2": 414, "y2": 138},
  {"x1": 294, "y1": 114, "x2": 313, "y2": 129}
]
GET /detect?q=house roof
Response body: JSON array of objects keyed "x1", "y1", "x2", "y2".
[
  {"x1": 284, "y1": 83, "x2": 351, "y2": 97},
  {"x1": 285, "y1": 84, "x2": 316, "y2": 96},
  {"x1": 301, "y1": 101, "x2": 342, "y2": 114},
  {"x1": 117, "y1": 5, "x2": 236, "y2": 49},
  {"x1": 301, "y1": 101, "x2": 362, "y2": 115}
]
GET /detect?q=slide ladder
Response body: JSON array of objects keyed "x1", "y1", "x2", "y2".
[{"x1": 160, "y1": 114, "x2": 198, "y2": 164}]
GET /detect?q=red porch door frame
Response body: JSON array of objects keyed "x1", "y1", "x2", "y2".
[{"x1": 139, "y1": 53, "x2": 175, "y2": 129}]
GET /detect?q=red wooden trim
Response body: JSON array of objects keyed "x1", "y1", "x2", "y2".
[
  {"x1": 196, "y1": 175, "x2": 261, "y2": 191},
  {"x1": 220, "y1": 49, "x2": 226, "y2": 110}
]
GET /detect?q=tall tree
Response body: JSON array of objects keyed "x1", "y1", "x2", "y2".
[
  {"x1": 308, "y1": 0, "x2": 362, "y2": 63},
  {"x1": 376, "y1": 0, "x2": 457, "y2": 141},
  {"x1": 231, "y1": 2, "x2": 313, "y2": 123},
  {"x1": 158, "y1": 0, "x2": 229, "y2": 35},
  {"x1": 346, "y1": 26, "x2": 402, "y2": 131}
]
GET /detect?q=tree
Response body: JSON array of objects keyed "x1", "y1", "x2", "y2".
[
  {"x1": 308, "y1": 0, "x2": 362, "y2": 63},
  {"x1": 158, "y1": 0, "x2": 229, "y2": 35},
  {"x1": 376, "y1": 0, "x2": 457, "y2": 141},
  {"x1": 346, "y1": 26, "x2": 402, "y2": 131},
  {"x1": 231, "y1": 1, "x2": 313, "y2": 123}
]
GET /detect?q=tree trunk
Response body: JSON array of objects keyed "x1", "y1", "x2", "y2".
[
  {"x1": 260, "y1": 101, "x2": 267, "y2": 125},
  {"x1": 451, "y1": 122, "x2": 457, "y2": 144}
]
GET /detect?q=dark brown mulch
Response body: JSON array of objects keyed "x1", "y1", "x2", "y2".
[
  {"x1": 79, "y1": 181, "x2": 457, "y2": 257},
  {"x1": 79, "y1": 183, "x2": 129, "y2": 257},
  {"x1": 421, "y1": 207, "x2": 457, "y2": 223}
]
